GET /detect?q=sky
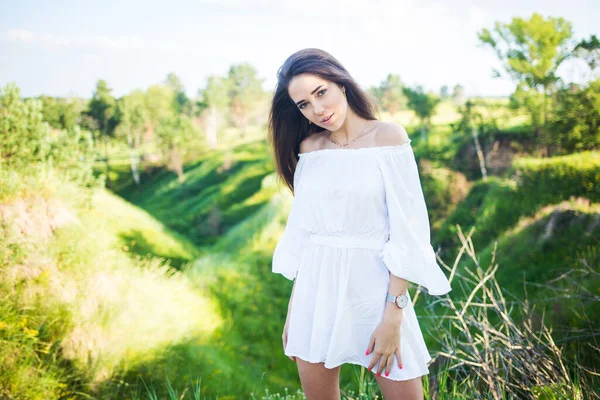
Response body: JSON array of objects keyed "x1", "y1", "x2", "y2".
[{"x1": 1, "y1": 0, "x2": 598, "y2": 99}]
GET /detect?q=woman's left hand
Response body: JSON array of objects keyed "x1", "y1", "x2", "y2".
[{"x1": 366, "y1": 318, "x2": 403, "y2": 377}]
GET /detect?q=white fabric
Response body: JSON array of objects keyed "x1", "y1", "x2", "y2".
[{"x1": 272, "y1": 139, "x2": 451, "y2": 381}]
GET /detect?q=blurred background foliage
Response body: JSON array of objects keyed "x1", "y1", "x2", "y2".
[{"x1": 0, "y1": 11, "x2": 599, "y2": 400}]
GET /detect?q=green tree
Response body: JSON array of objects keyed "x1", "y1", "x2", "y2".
[
  {"x1": 478, "y1": 13, "x2": 574, "y2": 147},
  {"x1": 145, "y1": 84, "x2": 175, "y2": 127},
  {"x1": 226, "y1": 63, "x2": 264, "y2": 136},
  {"x1": 402, "y1": 85, "x2": 441, "y2": 140},
  {"x1": 198, "y1": 75, "x2": 232, "y2": 148},
  {"x1": 83, "y1": 79, "x2": 119, "y2": 187},
  {"x1": 454, "y1": 99, "x2": 491, "y2": 181},
  {"x1": 116, "y1": 90, "x2": 148, "y2": 187},
  {"x1": 377, "y1": 74, "x2": 408, "y2": 115},
  {"x1": 85, "y1": 80, "x2": 118, "y2": 136},
  {"x1": 573, "y1": 34, "x2": 600, "y2": 77},
  {"x1": 0, "y1": 83, "x2": 51, "y2": 168},
  {"x1": 39, "y1": 95, "x2": 84, "y2": 130},
  {"x1": 156, "y1": 114, "x2": 197, "y2": 182},
  {"x1": 144, "y1": 83, "x2": 176, "y2": 156},
  {"x1": 165, "y1": 72, "x2": 193, "y2": 116},
  {"x1": 144, "y1": 82, "x2": 206, "y2": 176},
  {"x1": 550, "y1": 79, "x2": 600, "y2": 152},
  {"x1": 0, "y1": 83, "x2": 98, "y2": 186}
]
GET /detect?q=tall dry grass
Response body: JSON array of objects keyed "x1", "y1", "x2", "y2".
[{"x1": 416, "y1": 225, "x2": 598, "y2": 400}]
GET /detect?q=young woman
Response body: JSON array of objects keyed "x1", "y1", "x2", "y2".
[{"x1": 269, "y1": 48, "x2": 451, "y2": 400}]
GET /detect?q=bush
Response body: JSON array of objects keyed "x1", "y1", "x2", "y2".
[
  {"x1": 0, "y1": 82, "x2": 102, "y2": 189},
  {"x1": 550, "y1": 80, "x2": 600, "y2": 153},
  {"x1": 511, "y1": 150, "x2": 600, "y2": 207}
]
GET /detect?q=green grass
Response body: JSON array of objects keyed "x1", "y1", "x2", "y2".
[
  {"x1": 106, "y1": 116, "x2": 599, "y2": 397},
  {"x1": 436, "y1": 150, "x2": 600, "y2": 260},
  {"x1": 0, "y1": 169, "x2": 223, "y2": 399},
  {"x1": 478, "y1": 202, "x2": 600, "y2": 329},
  {"x1": 87, "y1": 189, "x2": 202, "y2": 268},
  {"x1": 2, "y1": 107, "x2": 599, "y2": 398},
  {"x1": 115, "y1": 139, "x2": 277, "y2": 246}
]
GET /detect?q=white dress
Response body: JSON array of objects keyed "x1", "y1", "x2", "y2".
[{"x1": 272, "y1": 139, "x2": 452, "y2": 381}]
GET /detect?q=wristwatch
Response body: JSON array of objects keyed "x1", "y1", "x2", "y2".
[{"x1": 386, "y1": 292, "x2": 409, "y2": 309}]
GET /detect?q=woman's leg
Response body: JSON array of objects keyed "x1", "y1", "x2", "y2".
[
  {"x1": 295, "y1": 357, "x2": 342, "y2": 400},
  {"x1": 373, "y1": 374, "x2": 424, "y2": 400}
]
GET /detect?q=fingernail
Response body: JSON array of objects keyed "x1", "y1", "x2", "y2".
[
  {"x1": 400, "y1": 364, "x2": 403, "y2": 369},
  {"x1": 377, "y1": 372, "x2": 381, "y2": 377},
  {"x1": 365, "y1": 349, "x2": 370, "y2": 355},
  {"x1": 385, "y1": 371, "x2": 389, "y2": 376}
]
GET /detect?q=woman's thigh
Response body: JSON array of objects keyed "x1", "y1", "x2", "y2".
[
  {"x1": 373, "y1": 374, "x2": 424, "y2": 400},
  {"x1": 296, "y1": 357, "x2": 342, "y2": 400}
]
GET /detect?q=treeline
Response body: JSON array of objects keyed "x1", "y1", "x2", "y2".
[
  {"x1": 38, "y1": 68, "x2": 269, "y2": 187},
  {"x1": 0, "y1": 84, "x2": 98, "y2": 190},
  {"x1": 1, "y1": 13, "x2": 598, "y2": 193},
  {"x1": 373, "y1": 13, "x2": 599, "y2": 156},
  {"x1": 476, "y1": 13, "x2": 600, "y2": 155}
]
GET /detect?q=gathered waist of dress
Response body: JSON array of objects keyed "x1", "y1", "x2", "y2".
[{"x1": 308, "y1": 233, "x2": 389, "y2": 250}]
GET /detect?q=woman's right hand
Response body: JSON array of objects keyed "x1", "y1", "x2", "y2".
[{"x1": 282, "y1": 316, "x2": 296, "y2": 362}]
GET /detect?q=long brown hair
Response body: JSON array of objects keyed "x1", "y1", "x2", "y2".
[{"x1": 268, "y1": 48, "x2": 379, "y2": 194}]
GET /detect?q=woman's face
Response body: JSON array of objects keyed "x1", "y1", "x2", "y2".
[{"x1": 288, "y1": 73, "x2": 347, "y2": 131}]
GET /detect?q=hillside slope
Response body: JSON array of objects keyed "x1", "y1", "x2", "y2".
[{"x1": 0, "y1": 173, "x2": 225, "y2": 398}]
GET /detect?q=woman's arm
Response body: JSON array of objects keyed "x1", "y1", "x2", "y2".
[{"x1": 383, "y1": 274, "x2": 408, "y2": 324}]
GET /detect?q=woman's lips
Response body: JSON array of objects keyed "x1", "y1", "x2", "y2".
[{"x1": 321, "y1": 113, "x2": 334, "y2": 125}]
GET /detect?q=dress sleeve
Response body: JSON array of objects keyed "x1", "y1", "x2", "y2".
[
  {"x1": 272, "y1": 157, "x2": 309, "y2": 281},
  {"x1": 376, "y1": 141, "x2": 452, "y2": 296}
]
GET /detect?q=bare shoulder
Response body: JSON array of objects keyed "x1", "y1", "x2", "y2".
[
  {"x1": 299, "y1": 130, "x2": 326, "y2": 154},
  {"x1": 374, "y1": 122, "x2": 410, "y2": 147}
]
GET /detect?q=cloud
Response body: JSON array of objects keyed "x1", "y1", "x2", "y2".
[
  {"x1": 3, "y1": 29, "x2": 146, "y2": 51},
  {"x1": 1, "y1": 28, "x2": 259, "y2": 59}
]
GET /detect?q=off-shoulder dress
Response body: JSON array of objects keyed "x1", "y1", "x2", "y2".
[{"x1": 272, "y1": 139, "x2": 452, "y2": 381}]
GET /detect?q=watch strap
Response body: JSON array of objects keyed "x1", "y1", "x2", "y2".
[{"x1": 386, "y1": 292, "x2": 408, "y2": 308}]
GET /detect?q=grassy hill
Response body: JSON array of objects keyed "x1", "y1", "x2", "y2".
[
  {"x1": 111, "y1": 125, "x2": 600, "y2": 396},
  {"x1": 109, "y1": 124, "x2": 600, "y2": 397},
  {"x1": 115, "y1": 139, "x2": 277, "y2": 248},
  {"x1": 2, "y1": 117, "x2": 599, "y2": 398},
  {"x1": 0, "y1": 169, "x2": 225, "y2": 399}
]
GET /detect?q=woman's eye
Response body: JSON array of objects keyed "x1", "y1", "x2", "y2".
[{"x1": 298, "y1": 90, "x2": 326, "y2": 110}]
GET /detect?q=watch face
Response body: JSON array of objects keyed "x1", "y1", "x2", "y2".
[{"x1": 395, "y1": 294, "x2": 409, "y2": 308}]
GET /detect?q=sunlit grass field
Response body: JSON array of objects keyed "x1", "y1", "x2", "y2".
[{"x1": 1, "y1": 98, "x2": 599, "y2": 398}]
